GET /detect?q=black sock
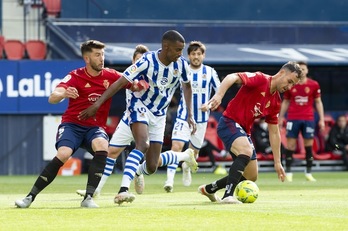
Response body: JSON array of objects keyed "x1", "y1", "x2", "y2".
[
  {"x1": 223, "y1": 154, "x2": 250, "y2": 198},
  {"x1": 205, "y1": 176, "x2": 228, "y2": 193},
  {"x1": 28, "y1": 157, "x2": 64, "y2": 201},
  {"x1": 85, "y1": 151, "x2": 107, "y2": 199},
  {"x1": 205, "y1": 175, "x2": 247, "y2": 194},
  {"x1": 305, "y1": 146, "x2": 313, "y2": 173},
  {"x1": 119, "y1": 187, "x2": 129, "y2": 193},
  {"x1": 285, "y1": 149, "x2": 294, "y2": 172}
]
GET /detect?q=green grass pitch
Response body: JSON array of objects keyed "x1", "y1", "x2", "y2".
[{"x1": 0, "y1": 171, "x2": 347, "y2": 230}]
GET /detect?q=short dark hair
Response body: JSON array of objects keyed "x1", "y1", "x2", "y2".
[
  {"x1": 133, "y1": 44, "x2": 149, "y2": 60},
  {"x1": 80, "y1": 40, "x2": 105, "y2": 55},
  {"x1": 297, "y1": 61, "x2": 308, "y2": 66},
  {"x1": 187, "y1": 41, "x2": 206, "y2": 55},
  {"x1": 162, "y1": 30, "x2": 185, "y2": 44},
  {"x1": 282, "y1": 61, "x2": 303, "y2": 80}
]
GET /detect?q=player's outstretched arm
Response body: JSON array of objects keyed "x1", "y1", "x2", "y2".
[
  {"x1": 49, "y1": 86, "x2": 79, "y2": 104},
  {"x1": 207, "y1": 73, "x2": 241, "y2": 111},
  {"x1": 268, "y1": 123, "x2": 286, "y2": 182},
  {"x1": 78, "y1": 77, "x2": 128, "y2": 120}
]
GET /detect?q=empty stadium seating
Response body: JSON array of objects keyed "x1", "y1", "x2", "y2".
[
  {"x1": 3, "y1": 39, "x2": 25, "y2": 60},
  {"x1": 43, "y1": 0, "x2": 61, "y2": 17},
  {"x1": 25, "y1": 40, "x2": 47, "y2": 60}
]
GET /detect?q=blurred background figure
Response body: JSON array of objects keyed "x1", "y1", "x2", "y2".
[{"x1": 326, "y1": 115, "x2": 348, "y2": 170}]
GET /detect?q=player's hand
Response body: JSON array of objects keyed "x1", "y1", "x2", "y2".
[
  {"x1": 207, "y1": 95, "x2": 222, "y2": 111},
  {"x1": 65, "y1": 87, "x2": 79, "y2": 99},
  {"x1": 78, "y1": 104, "x2": 99, "y2": 120},
  {"x1": 130, "y1": 79, "x2": 149, "y2": 92},
  {"x1": 188, "y1": 115, "x2": 197, "y2": 135},
  {"x1": 200, "y1": 103, "x2": 211, "y2": 112},
  {"x1": 274, "y1": 162, "x2": 286, "y2": 182},
  {"x1": 318, "y1": 119, "x2": 325, "y2": 133}
]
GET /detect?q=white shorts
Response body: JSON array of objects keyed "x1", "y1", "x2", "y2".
[
  {"x1": 129, "y1": 99, "x2": 166, "y2": 143},
  {"x1": 171, "y1": 118, "x2": 207, "y2": 149},
  {"x1": 109, "y1": 119, "x2": 133, "y2": 147}
]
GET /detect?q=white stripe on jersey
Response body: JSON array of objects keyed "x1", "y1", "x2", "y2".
[
  {"x1": 123, "y1": 49, "x2": 190, "y2": 116},
  {"x1": 176, "y1": 64, "x2": 220, "y2": 123}
]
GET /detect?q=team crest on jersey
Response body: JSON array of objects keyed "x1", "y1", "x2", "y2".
[
  {"x1": 173, "y1": 69, "x2": 179, "y2": 76},
  {"x1": 103, "y1": 80, "x2": 110, "y2": 89},
  {"x1": 202, "y1": 74, "x2": 207, "y2": 79},
  {"x1": 305, "y1": 87, "x2": 310, "y2": 94},
  {"x1": 62, "y1": 75, "x2": 71, "y2": 83},
  {"x1": 160, "y1": 78, "x2": 168, "y2": 86}
]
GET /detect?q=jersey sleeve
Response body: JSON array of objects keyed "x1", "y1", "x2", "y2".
[
  {"x1": 56, "y1": 72, "x2": 76, "y2": 89},
  {"x1": 313, "y1": 80, "x2": 321, "y2": 99},
  {"x1": 211, "y1": 68, "x2": 221, "y2": 91},
  {"x1": 237, "y1": 72, "x2": 267, "y2": 87},
  {"x1": 122, "y1": 56, "x2": 148, "y2": 82},
  {"x1": 180, "y1": 58, "x2": 190, "y2": 83}
]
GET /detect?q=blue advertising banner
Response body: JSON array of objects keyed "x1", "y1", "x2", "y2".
[{"x1": 0, "y1": 60, "x2": 84, "y2": 114}]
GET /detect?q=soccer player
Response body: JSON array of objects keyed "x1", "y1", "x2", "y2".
[
  {"x1": 198, "y1": 61, "x2": 302, "y2": 204},
  {"x1": 163, "y1": 41, "x2": 221, "y2": 192},
  {"x1": 78, "y1": 30, "x2": 198, "y2": 205},
  {"x1": 279, "y1": 61, "x2": 325, "y2": 182},
  {"x1": 76, "y1": 44, "x2": 150, "y2": 198},
  {"x1": 14, "y1": 40, "x2": 146, "y2": 208}
]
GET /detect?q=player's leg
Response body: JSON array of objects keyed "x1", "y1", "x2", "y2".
[
  {"x1": 284, "y1": 120, "x2": 300, "y2": 182},
  {"x1": 15, "y1": 123, "x2": 78, "y2": 208},
  {"x1": 303, "y1": 120, "x2": 316, "y2": 181},
  {"x1": 182, "y1": 125, "x2": 206, "y2": 187},
  {"x1": 81, "y1": 127, "x2": 109, "y2": 208},
  {"x1": 114, "y1": 121, "x2": 149, "y2": 205},
  {"x1": 163, "y1": 140, "x2": 185, "y2": 192}
]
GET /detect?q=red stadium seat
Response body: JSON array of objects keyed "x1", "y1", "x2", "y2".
[
  {"x1": 4, "y1": 39, "x2": 25, "y2": 60},
  {"x1": 25, "y1": 40, "x2": 47, "y2": 60},
  {"x1": 42, "y1": 0, "x2": 61, "y2": 17}
]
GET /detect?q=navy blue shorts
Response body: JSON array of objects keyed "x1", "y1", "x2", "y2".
[
  {"x1": 217, "y1": 116, "x2": 257, "y2": 160},
  {"x1": 285, "y1": 120, "x2": 315, "y2": 139},
  {"x1": 55, "y1": 123, "x2": 109, "y2": 155}
]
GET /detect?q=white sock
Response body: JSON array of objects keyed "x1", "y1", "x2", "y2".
[
  {"x1": 96, "y1": 157, "x2": 116, "y2": 193},
  {"x1": 166, "y1": 163, "x2": 178, "y2": 183}
]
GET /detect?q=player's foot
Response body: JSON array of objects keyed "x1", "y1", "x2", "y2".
[
  {"x1": 198, "y1": 185, "x2": 220, "y2": 202},
  {"x1": 163, "y1": 181, "x2": 173, "y2": 193},
  {"x1": 81, "y1": 195, "x2": 99, "y2": 208},
  {"x1": 114, "y1": 191, "x2": 136, "y2": 205},
  {"x1": 134, "y1": 174, "x2": 145, "y2": 194},
  {"x1": 220, "y1": 196, "x2": 242, "y2": 204},
  {"x1": 285, "y1": 172, "x2": 293, "y2": 182},
  {"x1": 183, "y1": 148, "x2": 198, "y2": 173},
  {"x1": 15, "y1": 195, "x2": 33, "y2": 208},
  {"x1": 305, "y1": 173, "x2": 316, "y2": 182},
  {"x1": 76, "y1": 189, "x2": 100, "y2": 198},
  {"x1": 182, "y1": 162, "x2": 192, "y2": 186}
]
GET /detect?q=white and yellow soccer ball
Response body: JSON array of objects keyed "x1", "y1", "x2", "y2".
[{"x1": 234, "y1": 180, "x2": 259, "y2": 203}]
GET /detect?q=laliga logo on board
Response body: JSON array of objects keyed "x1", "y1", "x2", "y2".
[{"x1": 5, "y1": 72, "x2": 62, "y2": 97}]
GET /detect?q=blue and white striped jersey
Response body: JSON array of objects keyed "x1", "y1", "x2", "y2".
[
  {"x1": 176, "y1": 64, "x2": 220, "y2": 123},
  {"x1": 123, "y1": 49, "x2": 190, "y2": 116}
]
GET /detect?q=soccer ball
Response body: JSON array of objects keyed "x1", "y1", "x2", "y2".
[{"x1": 234, "y1": 180, "x2": 259, "y2": 203}]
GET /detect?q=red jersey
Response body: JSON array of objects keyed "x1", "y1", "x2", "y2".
[
  {"x1": 223, "y1": 72, "x2": 281, "y2": 135},
  {"x1": 57, "y1": 67, "x2": 123, "y2": 128},
  {"x1": 283, "y1": 78, "x2": 321, "y2": 121}
]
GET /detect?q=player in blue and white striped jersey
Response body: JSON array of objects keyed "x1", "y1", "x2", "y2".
[
  {"x1": 163, "y1": 41, "x2": 221, "y2": 192},
  {"x1": 79, "y1": 30, "x2": 198, "y2": 205}
]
